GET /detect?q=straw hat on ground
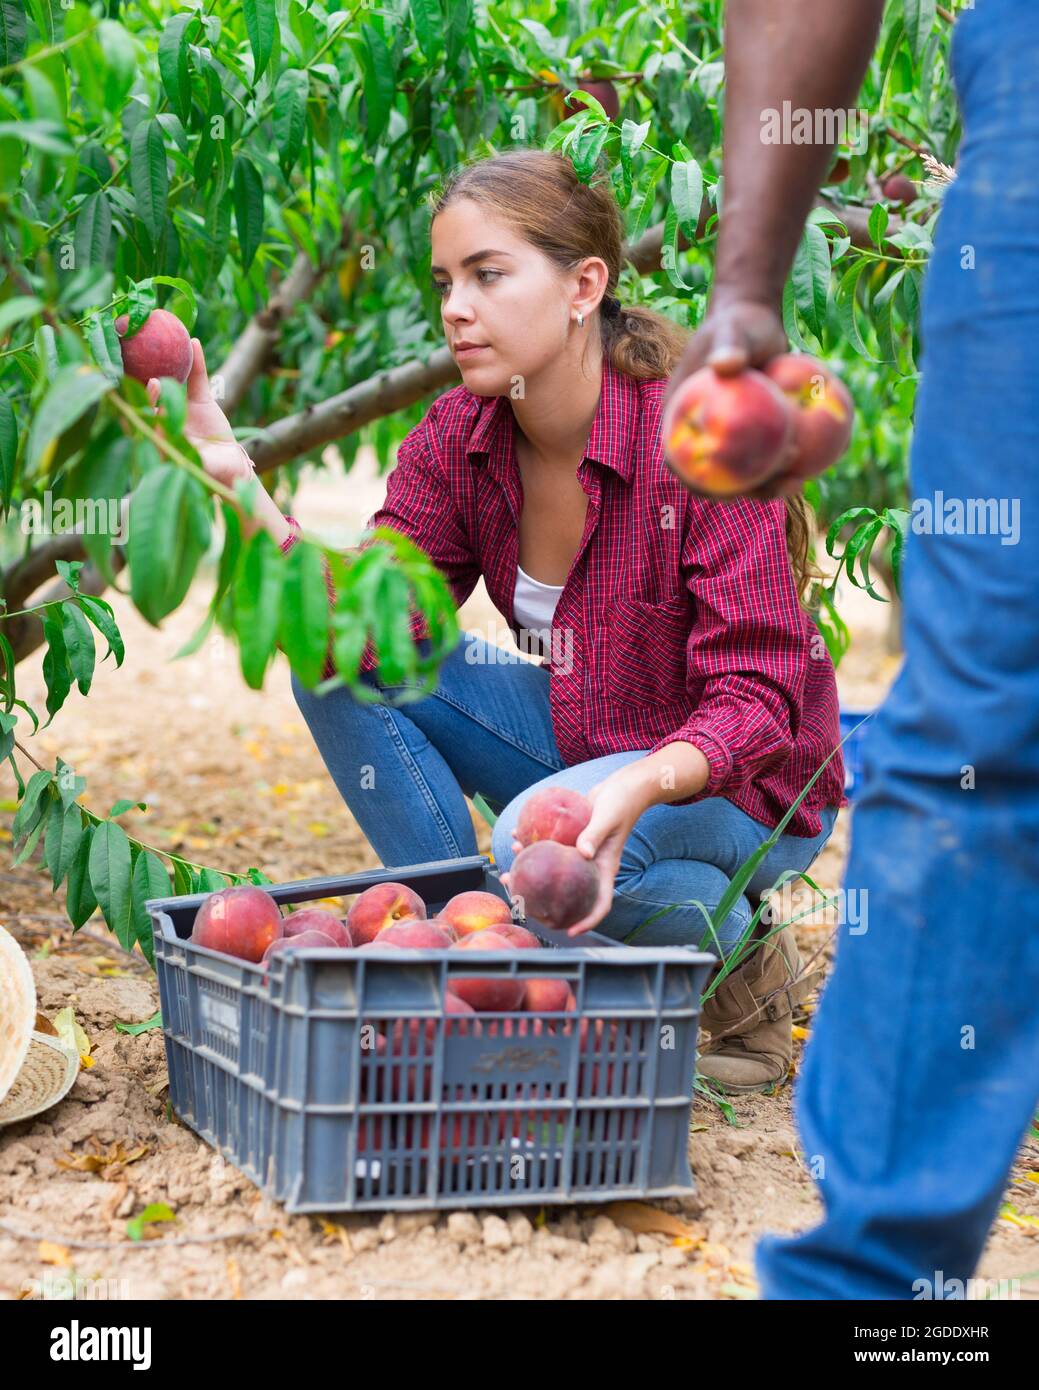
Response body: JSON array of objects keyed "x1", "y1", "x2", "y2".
[{"x1": 0, "y1": 924, "x2": 78, "y2": 1125}]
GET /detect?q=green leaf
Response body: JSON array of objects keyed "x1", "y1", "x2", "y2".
[
  {"x1": 0, "y1": 0, "x2": 28, "y2": 68},
  {"x1": 628, "y1": 155, "x2": 667, "y2": 243},
  {"x1": 360, "y1": 22, "x2": 395, "y2": 144},
  {"x1": 836, "y1": 257, "x2": 878, "y2": 362},
  {"x1": 41, "y1": 608, "x2": 73, "y2": 724},
  {"x1": 902, "y1": 0, "x2": 937, "y2": 63},
  {"x1": 60, "y1": 601, "x2": 96, "y2": 696},
  {"x1": 115, "y1": 1008, "x2": 162, "y2": 1035},
  {"x1": 131, "y1": 850, "x2": 171, "y2": 968},
  {"x1": 232, "y1": 155, "x2": 264, "y2": 273},
  {"x1": 26, "y1": 366, "x2": 110, "y2": 476},
  {"x1": 126, "y1": 1202, "x2": 175, "y2": 1242},
  {"x1": 233, "y1": 530, "x2": 285, "y2": 689},
  {"x1": 670, "y1": 157, "x2": 703, "y2": 243},
  {"x1": 244, "y1": 0, "x2": 276, "y2": 82},
  {"x1": 158, "y1": 12, "x2": 196, "y2": 125},
  {"x1": 471, "y1": 791, "x2": 498, "y2": 830},
  {"x1": 130, "y1": 118, "x2": 169, "y2": 243},
  {"x1": 0, "y1": 296, "x2": 43, "y2": 336},
  {"x1": 149, "y1": 275, "x2": 198, "y2": 331},
  {"x1": 65, "y1": 823, "x2": 98, "y2": 929},
  {"x1": 12, "y1": 768, "x2": 53, "y2": 844},
  {"x1": 12, "y1": 806, "x2": 48, "y2": 867},
  {"x1": 660, "y1": 203, "x2": 692, "y2": 291},
  {"x1": 171, "y1": 857, "x2": 193, "y2": 898},
  {"x1": 443, "y1": 0, "x2": 471, "y2": 67},
  {"x1": 278, "y1": 541, "x2": 331, "y2": 687},
  {"x1": 273, "y1": 68, "x2": 309, "y2": 178},
  {"x1": 409, "y1": 0, "x2": 442, "y2": 63},
  {"x1": 55, "y1": 757, "x2": 86, "y2": 812},
  {"x1": 44, "y1": 801, "x2": 85, "y2": 892},
  {"x1": 98, "y1": 19, "x2": 137, "y2": 113},
  {"x1": 782, "y1": 275, "x2": 809, "y2": 352},
  {"x1": 128, "y1": 468, "x2": 212, "y2": 626},
  {"x1": 84, "y1": 308, "x2": 123, "y2": 380},
  {"x1": 868, "y1": 200, "x2": 889, "y2": 250},
  {"x1": 76, "y1": 595, "x2": 125, "y2": 666},
  {"x1": 0, "y1": 709, "x2": 14, "y2": 763},
  {"x1": 0, "y1": 392, "x2": 16, "y2": 516},
  {"x1": 0, "y1": 120, "x2": 73, "y2": 156},
  {"x1": 89, "y1": 819, "x2": 135, "y2": 950},
  {"x1": 108, "y1": 798, "x2": 145, "y2": 818},
  {"x1": 792, "y1": 222, "x2": 830, "y2": 341}
]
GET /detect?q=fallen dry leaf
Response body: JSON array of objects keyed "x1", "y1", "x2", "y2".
[
  {"x1": 34, "y1": 1012, "x2": 59, "y2": 1037},
  {"x1": 56, "y1": 1139, "x2": 150, "y2": 1175},
  {"x1": 605, "y1": 1201, "x2": 707, "y2": 1243},
  {"x1": 38, "y1": 1241, "x2": 71, "y2": 1267},
  {"x1": 52, "y1": 1006, "x2": 91, "y2": 1067},
  {"x1": 320, "y1": 1219, "x2": 354, "y2": 1255}
]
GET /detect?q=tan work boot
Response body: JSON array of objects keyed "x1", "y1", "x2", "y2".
[{"x1": 697, "y1": 926, "x2": 820, "y2": 1095}]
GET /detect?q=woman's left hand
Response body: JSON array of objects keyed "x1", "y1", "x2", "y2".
[{"x1": 501, "y1": 766, "x2": 651, "y2": 936}]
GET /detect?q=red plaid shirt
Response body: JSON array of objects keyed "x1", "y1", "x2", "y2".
[{"x1": 320, "y1": 357, "x2": 845, "y2": 837}]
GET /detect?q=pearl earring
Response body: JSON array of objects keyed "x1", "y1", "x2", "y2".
[{"x1": 576, "y1": 311, "x2": 585, "y2": 328}]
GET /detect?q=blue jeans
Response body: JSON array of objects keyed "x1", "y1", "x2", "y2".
[
  {"x1": 292, "y1": 635, "x2": 837, "y2": 957},
  {"x1": 757, "y1": 0, "x2": 1039, "y2": 1299}
]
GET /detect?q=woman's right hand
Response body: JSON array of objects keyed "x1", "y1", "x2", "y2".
[{"x1": 146, "y1": 338, "x2": 254, "y2": 489}]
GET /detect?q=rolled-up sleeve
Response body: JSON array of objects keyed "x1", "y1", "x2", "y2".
[
  {"x1": 320, "y1": 425, "x2": 480, "y2": 680},
  {"x1": 647, "y1": 497, "x2": 808, "y2": 806}
]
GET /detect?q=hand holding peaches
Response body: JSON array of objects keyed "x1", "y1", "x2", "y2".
[{"x1": 660, "y1": 298, "x2": 853, "y2": 499}]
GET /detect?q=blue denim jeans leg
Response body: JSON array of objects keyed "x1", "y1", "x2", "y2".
[
  {"x1": 756, "y1": 0, "x2": 1039, "y2": 1299},
  {"x1": 293, "y1": 634, "x2": 838, "y2": 958}
]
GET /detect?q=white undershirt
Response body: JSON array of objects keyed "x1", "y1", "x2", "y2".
[{"x1": 513, "y1": 563, "x2": 564, "y2": 655}]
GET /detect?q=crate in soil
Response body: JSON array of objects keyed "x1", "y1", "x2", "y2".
[{"x1": 148, "y1": 855, "x2": 715, "y2": 1214}]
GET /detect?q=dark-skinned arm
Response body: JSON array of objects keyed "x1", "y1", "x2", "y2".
[{"x1": 664, "y1": 0, "x2": 887, "y2": 412}]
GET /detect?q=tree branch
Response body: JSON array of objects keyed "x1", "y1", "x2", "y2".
[
  {"x1": 2, "y1": 533, "x2": 94, "y2": 616},
  {"x1": 6, "y1": 550, "x2": 126, "y2": 666},
  {"x1": 250, "y1": 348, "x2": 460, "y2": 473},
  {"x1": 217, "y1": 219, "x2": 354, "y2": 415}
]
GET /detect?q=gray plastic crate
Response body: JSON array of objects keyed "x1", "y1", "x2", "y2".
[{"x1": 148, "y1": 855, "x2": 715, "y2": 1213}]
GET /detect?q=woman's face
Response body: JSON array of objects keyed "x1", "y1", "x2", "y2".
[{"x1": 431, "y1": 198, "x2": 602, "y2": 395}]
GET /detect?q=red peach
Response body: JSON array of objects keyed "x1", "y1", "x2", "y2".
[
  {"x1": 261, "y1": 929, "x2": 338, "y2": 962},
  {"x1": 367, "y1": 920, "x2": 454, "y2": 949},
  {"x1": 346, "y1": 881, "x2": 426, "y2": 943},
  {"x1": 426, "y1": 915, "x2": 460, "y2": 941},
  {"x1": 523, "y1": 978, "x2": 575, "y2": 1013},
  {"x1": 439, "y1": 890, "x2": 513, "y2": 937},
  {"x1": 379, "y1": 995, "x2": 480, "y2": 1101},
  {"x1": 114, "y1": 308, "x2": 194, "y2": 385},
  {"x1": 282, "y1": 908, "x2": 354, "y2": 946},
  {"x1": 881, "y1": 172, "x2": 917, "y2": 205},
  {"x1": 493, "y1": 923, "x2": 542, "y2": 950},
  {"x1": 449, "y1": 930, "x2": 527, "y2": 1012},
  {"x1": 515, "y1": 787, "x2": 593, "y2": 849},
  {"x1": 763, "y1": 353, "x2": 854, "y2": 480},
  {"x1": 191, "y1": 884, "x2": 282, "y2": 963},
  {"x1": 509, "y1": 840, "x2": 600, "y2": 932},
  {"x1": 662, "y1": 366, "x2": 795, "y2": 498}
]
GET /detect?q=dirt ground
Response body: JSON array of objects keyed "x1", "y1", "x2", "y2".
[{"x1": 1, "y1": 448, "x2": 1037, "y2": 1301}]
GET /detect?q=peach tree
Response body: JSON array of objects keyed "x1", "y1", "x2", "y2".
[{"x1": 0, "y1": 0, "x2": 958, "y2": 953}]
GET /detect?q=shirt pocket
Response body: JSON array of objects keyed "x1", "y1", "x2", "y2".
[{"x1": 603, "y1": 594, "x2": 693, "y2": 707}]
